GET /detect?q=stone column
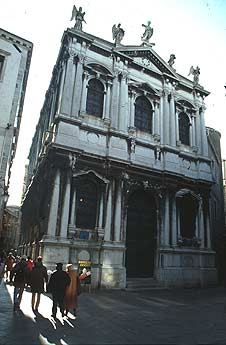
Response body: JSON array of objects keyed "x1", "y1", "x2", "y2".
[
  {"x1": 200, "y1": 106, "x2": 208, "y2": 156},
  {"x1": 118, "y1": 72, "x2": 128, "y2": 132},
  {"x1": 189, "y1": 115, "x2": 193, "y2": 147},
  {"x1": 195, "y1": 107, "x2": 201, "y2": 154},
  {"x1": 69, "y1": 187, "x2": 76, "y2": 226},
  {"x1": 114, "y1": 180, "x2": 122, "y2": 242},
  {"x1": 191, "y1": 116, "x2": 196, "y2": 146},
  {"x1": 104, "y1": 81, "x2": 111, "y2": 123},
  {"x1": 207, "y1": 199, "x2": 211, "y2": 248},
  {"x1": 177, "y1": 199, "x2": 181, "y2": 238},
  {"x1": 159, "y1": 93, "x2": 164, "y2": 144},
  {"x1": 169, "y1": 94, "x2": 176, "y2": 146},
  {"x1": 198, "y1": 198, "x2": 205, "y2": 248},
  {"x1": 163, "y1": 89, "x2": 170, "y2": 145},
  {"x1": 71, "y1": 55, "x2": 85, "y2": 118},
  {"x1": 56, "y1": 65, "x2": 66, "y2": 115},
  {"x1": 175, "y1": 108, "x2": 179, "y2": 144},
  {"x1": 129, "y1": 90, "x2": 136, "y2": 128},
  {"x1": 171, "y1": 195, "x2": 177, "y2": 246},
  {"x1": 163, "y1": 191, "x2": 170, "y2": 246},
  {"x1": 60, "y1": 48, "x2": 77, "y2": 116},
  {"x1": 98, "y1": 192, "x2": 104, "y2": 229},
  {"x1": 80, "y1": 71, "x2": 89, "y2": 114},
  {"x1": 154, "y1": 101, "x2": 160, "y2": 136},
  {"x1": 104, "y1": 184, "x2": 112, "y2": 241},
  {"x1": 60, "y1": 173, "x2": 71, "y2": 238},
  {"x1": 47, "y1": 170, "x2": 60, "y2": 237},
  {"x1": 110, "y1": 71, "x2": 120, "y2": 129}
]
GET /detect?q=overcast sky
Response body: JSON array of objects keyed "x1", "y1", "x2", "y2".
[{"x1": 0, "y1": 0, "x2": 226, "y2": 205}]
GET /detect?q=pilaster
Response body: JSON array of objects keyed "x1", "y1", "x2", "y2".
[
  {"x1": 104, "y1": 184, "x2": 112, "y2": 241},
  {"x1": 60, "y1": 47, "x2": 77, "y2": 116},
  {"x1": 47, "y1": 170, "x2": 60, "y2": 237},
  {"x1": 71, "y1": 54, "x2": 85, "y2": 118}
]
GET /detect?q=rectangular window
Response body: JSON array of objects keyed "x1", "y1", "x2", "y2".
[{"x1": 0, "y1": 55, "x2": 5, "y2": 80}]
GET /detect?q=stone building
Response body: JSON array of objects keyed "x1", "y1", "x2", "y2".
[
  {"x1": 20, "y1": 15, "x2": 224, "y2": 288},
  {"x1": 0, "y1": 28, "x2": 32, "y2": 249}
]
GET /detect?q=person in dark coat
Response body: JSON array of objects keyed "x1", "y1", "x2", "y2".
[
  {"x1": 10, "y1": 255, "x2": 29, "y2": 312},
  {"x1": 30, "y1": 256, "x2": 48, "y2": 312},
  {"x1": 47, "y1": 263, "x2": 71, "y2": 318}
]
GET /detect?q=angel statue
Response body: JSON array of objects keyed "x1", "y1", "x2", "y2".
[
  {"x1": 112, "y1": 23, "x2": 125, "y2": 46},
  {"x1": 168, "y1": 54, "x2": 176, "y2": 67},
  {"x1": 188, "y1": 65, "x2": 200, "y2": 85},
  {"x1": 141, "y1": 21, "x2": 153, "y2": 44},
  {"x1": 71, "y1": 5, "x2": 86, "y2": 31}
]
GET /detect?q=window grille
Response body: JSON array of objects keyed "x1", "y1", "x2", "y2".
[
  {"x1": 134, "y1": 96, "x2": 152, "y2": 133},
  {"x1": 86, "y1": 79, "x2": 104, "y2": 117},
  {"x1": 179, "y1": 112, "x2": 190, "y2": 145}
]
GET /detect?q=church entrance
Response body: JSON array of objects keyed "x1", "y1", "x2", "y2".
[{"x1": 125, "y1": 190, "x2": 157, "y2": 278}]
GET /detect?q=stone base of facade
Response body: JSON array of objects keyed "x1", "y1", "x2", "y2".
[
  {"x1": 19, "y1": 240, "x2": 217, "y2": 289},
  {"x1": 157, "y1": 248, "x2": 217, "y2": 288}
]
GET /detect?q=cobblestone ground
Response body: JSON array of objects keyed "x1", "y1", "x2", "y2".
[{"x1": 1, "y1": 280, "x2": 226, "y2": 344}]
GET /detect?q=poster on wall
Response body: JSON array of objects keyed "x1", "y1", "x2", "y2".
[{"x1": 78, "y1": 260, "x2": 91, "y2": 285}]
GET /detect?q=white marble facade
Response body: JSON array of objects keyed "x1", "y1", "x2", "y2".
[{"x1": 21, "y1": 25, "x2": 224, "y2": 289}]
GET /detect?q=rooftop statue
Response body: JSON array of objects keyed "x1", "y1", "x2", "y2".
[
  {"x1": 188, "y1": 65, "x2": 200, "y2": 85},
  {"x1": 141, "y1": 21, "x2": 154, "y2": 45},
  {"x1": 112, "y1": 23, "x2": 125, "y2": 46},
  {"x1": 168, "y1": 54, "x2": 176, "y2": 67},
  {"x1": 71, "y1": 5, "x2": 86, "y2": 31}
]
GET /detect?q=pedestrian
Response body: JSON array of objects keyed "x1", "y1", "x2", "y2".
[
  {"x1": 10, "y1": 255, "x2": 29, "y2": 312},
  {"x1": 47, "y1": 263, "x2": 71, "y2": 319},
  {"x1": 64, "y1": 264, "x2": 81, "y2": 316},
  {"x1": 26, "y1": 256, "x2": 34, "y2": 271},
  {"x1": 0, "y1": 257, "x2": 5, "y2": 285},
  {"x1": 30, "y1": 256, "x2": 48, "y2": 313},
  {"x1": 5, "y1": 252, "x2": 15, "y2": 282}
]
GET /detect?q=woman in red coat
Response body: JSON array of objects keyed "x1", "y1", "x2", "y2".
[{"x1": 64, "y1": 264, "x2": 80, "y2": 316}]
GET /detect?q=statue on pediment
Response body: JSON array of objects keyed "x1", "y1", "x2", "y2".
[
  {"x1": 168, "y1": 54, "x2": 176, "y2": 67},
  {"x1": 71, "y1": 5, "x2": 86, "y2": 31},
  {"x1": 112, "y1": 23, "x2": 125, "y2": 45},
  {"x1": 141, "y1": 21, "x2": 153, "y2": 45},
  {"x1": 188, "y1": 65, "x2": 200, "y2": 85}
]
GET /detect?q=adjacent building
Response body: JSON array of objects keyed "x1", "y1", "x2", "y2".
[
  {"x1": 0, "y1": 28, "x2": 33, "y2": 250},
  {"x1": 20, "y1": 16, "x2": 225, "y2": 288}
]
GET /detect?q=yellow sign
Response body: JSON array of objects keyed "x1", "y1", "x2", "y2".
[{"x1": 78, "y1": 260, "x2": 91, "y2": 267}]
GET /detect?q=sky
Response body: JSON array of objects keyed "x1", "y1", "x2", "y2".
[{"x1": 0, "y1": 0, "x2": 226, "y2": 205}]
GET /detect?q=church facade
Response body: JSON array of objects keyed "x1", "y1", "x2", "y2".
[{"x1": 20, "y1": 17, "x2": 224, "y2": 288}]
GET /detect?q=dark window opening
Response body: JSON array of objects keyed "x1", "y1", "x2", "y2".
[
  {"x1": 134, "y1": 96, "x2": 152, "y2": 133},
  {"x1": 0, "y1": 55, "x2": 5, "y2": 79},
  {"x1": 179, "y1": 112, "x2": 190, "y2": 145},
  {"x1": 86, "y1": 79, "x2": 104, "y2": 117},
  {"x1": 179, "y1": 195, "x2": 198, "y2": 239},
  {"x1": 76, "y1": 180, "x2": 98, "y2": 229}
]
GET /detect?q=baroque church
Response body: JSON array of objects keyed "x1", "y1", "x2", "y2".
[{"x1": 20, "y1": 8, "x2": 225, "y2": 288}]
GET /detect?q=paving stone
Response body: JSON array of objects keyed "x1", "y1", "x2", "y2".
[{"x1": 0, "y1": 280, "x2": 226, "y2": 344}]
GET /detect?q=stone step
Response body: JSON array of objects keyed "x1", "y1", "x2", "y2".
[{"x1": 126, "y1": 278, "x2": 166, "y2": 290}]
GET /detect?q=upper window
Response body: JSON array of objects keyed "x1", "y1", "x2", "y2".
[
  {"x1": 86, "y1": 79, "x2": 104, "y2": 118},
  {"x1": 0, "y1": 55, "x2": 5, "y2": 80},
  {"x1": 179, "y1": 112, "x2": 190, "y2": 145},
  {"x1": 134, "y1": 96, "x2": 152, "y2": 133},
  {"x1": 76, "y1": 180, "x2": 98, "y2": 229}
]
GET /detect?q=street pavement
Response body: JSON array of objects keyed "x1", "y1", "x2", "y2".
[{"x1": 1, "y1": 280, "x2": 226, "y2": 344}]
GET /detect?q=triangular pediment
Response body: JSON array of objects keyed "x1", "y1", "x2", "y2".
[{"x1": 114, "y1": 46, "x2": 178, "y2": 80}]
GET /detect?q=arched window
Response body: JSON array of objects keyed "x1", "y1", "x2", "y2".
[
  {"x1": 134, "y1": 96, "x2": 152, "y2": 133},
  {"x1": 179, "y1": 112, "x2": 190, "y2": 145},
  {"x1": 86, "y1": 79, "x2": 104, "y2": 118},
  {"x1": 76, "y1": 180, "x2": 98, "y2": 229}
]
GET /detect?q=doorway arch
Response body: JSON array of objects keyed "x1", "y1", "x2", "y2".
[{"x1": 125, "y1": 190, "x2": 157, "y2": 277}]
